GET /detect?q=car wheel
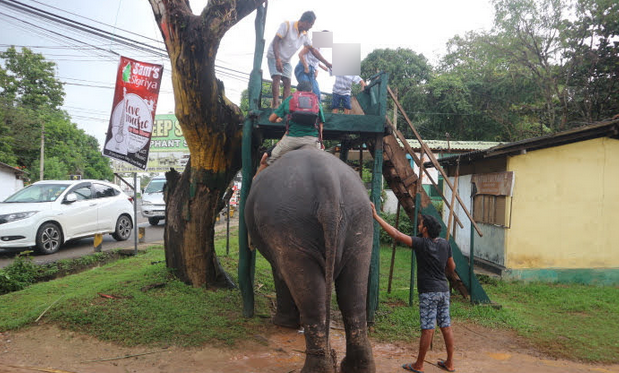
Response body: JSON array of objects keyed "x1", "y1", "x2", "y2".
[
  {"x1": 148, "y1": 217, "x2": 160, "y2": 226},
  {"x1": 35, "y1": 222, "x2": 63, "y2": 254},
  {"x1": 112, "y1": 214, "x2": 132, "y2": 241}
]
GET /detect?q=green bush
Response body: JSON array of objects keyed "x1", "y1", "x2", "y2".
[
  {"x1": 0, "y1": 251, "x2": 41, "y2": 294},
  {"x1": 432, "y1": 200, "x2": 444, "y2": 217},
  {"x1": 0, "y1": 250, "x2": 121, "y2": 295}
]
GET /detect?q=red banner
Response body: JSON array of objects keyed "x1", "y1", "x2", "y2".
[{"x1": 103, "y1": 56, "x2": 163, "y2": 170}]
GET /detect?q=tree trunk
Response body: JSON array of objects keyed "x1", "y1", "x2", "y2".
[{"x1": 149, "y1": 0, "x2": 265, "y2": 288}]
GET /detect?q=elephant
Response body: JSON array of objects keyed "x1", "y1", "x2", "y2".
[{"x1": 244, "y1": 148, "x2": 376, "y2": 373}]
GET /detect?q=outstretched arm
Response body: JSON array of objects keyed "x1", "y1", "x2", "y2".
[
  {"x1": 370, "y1": 203, "x2": 413, "y2": 247},
  {"x1": 308, "y1": 46, "x2": 332, "y2": 69}
]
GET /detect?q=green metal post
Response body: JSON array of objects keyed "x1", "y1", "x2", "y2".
[
  {"x1": 410, "y1": 192, "x2": 420, "y2": 306},
  {"x1": 238, "y1": 3, "x2": 266, "y2": 318},
  {"x1": 339, "y1": 140, "x2": 350, "y2": 162},
  {"x1": 367, "y1": 132, "x2": 383, "y2": 323},
  {"x1": 469, "y1": 219, "x2": 475, "y2": 304},
  {"x1": 367, "y1": 73, "x2": 388, "y2": 323}
]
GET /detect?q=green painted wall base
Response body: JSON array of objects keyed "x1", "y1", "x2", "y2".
[{"x1": 503, "y1": 268, "x2": 619, "y2": 286}]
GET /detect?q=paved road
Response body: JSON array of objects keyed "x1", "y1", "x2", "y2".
[{"x1": 0, "y1": 215, "x2": 165, "y2": 269}]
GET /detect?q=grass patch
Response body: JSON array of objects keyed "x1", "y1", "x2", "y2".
[
  {"x1": 483, "y1": 281, "x2": 619, "y2": 362},
  {"x1": 372, "y1": 243, "x2": 619, "y2": 363},
  {"x1": 1, "y1": 229, "x2": 618, "y2": 363}
]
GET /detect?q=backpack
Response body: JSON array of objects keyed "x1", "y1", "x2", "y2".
[{"x1": 287, "y1": 91, "x2": 320, "y2": 126}]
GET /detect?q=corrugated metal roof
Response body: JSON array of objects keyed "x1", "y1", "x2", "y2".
[
  {"x1": 433, "y1": 120, "x2": 619, "y2": 168},
  {"x1": 402, "y1": 139, "x2": 502, "y2": 152}
]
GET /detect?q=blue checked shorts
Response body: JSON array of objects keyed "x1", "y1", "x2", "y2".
[
  {"x1": 331, "y1": 93, "x2": 351, "y2": 110},
  {"x1": 419, "y1": 291, "x2": 451, "y2": 330}
]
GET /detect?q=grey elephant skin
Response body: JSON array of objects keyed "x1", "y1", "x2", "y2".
[{"x1": 245, "y1": 148, "x2": 376, "y2": 373}]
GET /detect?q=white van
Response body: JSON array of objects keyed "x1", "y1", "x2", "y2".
[{"x1": 141, "y1": 176, "x2": 166, "y2": 225}]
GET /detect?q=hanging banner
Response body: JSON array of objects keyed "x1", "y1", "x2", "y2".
[{"x1": 103, "y1": 56, "x2": 163, "y2": 170}]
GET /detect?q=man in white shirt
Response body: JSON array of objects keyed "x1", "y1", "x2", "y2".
[{"x1": 267, "y1": 11, "x2": 331, "y2": 108}]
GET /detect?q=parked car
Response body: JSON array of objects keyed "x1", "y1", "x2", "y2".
[
  {"x1": 0, "y1": 179, "x2": 134, "y2": 254},
  {"x1": 141, "y1": 176, "x2": 166, "y2": 226}
]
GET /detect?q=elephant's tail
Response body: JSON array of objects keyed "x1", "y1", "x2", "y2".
[{"x1": 318, "y1": 201, "x2": 343, "y2": 349}]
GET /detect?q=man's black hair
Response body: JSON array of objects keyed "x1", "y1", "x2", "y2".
[
  {"x1": 421, "y1": 214, "x2": 442, "y2": 239},
  {"x1": 296, "y1": 80, "x2": 312, "y2": 92},
  {"x1": 300, "y1": 11, "x2": 316, "y2": 23}
]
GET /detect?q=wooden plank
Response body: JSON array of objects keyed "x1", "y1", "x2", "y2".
[
  {"x1": 385, "y1": 118, "x2": 464, "y2": 228},
  {"x1": 446, "y1": 160, "x2": 460, "y2": 241},
  {"x1": 350, "y1": 96, "x2": 366, "y2": 115},
  {"x1": 382, "y1": 135, "x2": 431, "y2": 208}
]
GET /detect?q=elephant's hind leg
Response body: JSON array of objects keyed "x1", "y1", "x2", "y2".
[
  {"x1": 280, "y1": 256, "x2": 336, "y2": 373},
  {"x1": 270, "y1": 267, "x2": 300, "y2": 328},
  {"x1": 335, "y1": 264, "x2": 376, "y2": 373}
]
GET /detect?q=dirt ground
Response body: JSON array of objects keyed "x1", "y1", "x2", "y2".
[
  {"x1": 1, "y1": 221, "x2": 616, "y2": 372},
  {"x1": 1, "y1": 322, "x2": 617, "y2": 373}
]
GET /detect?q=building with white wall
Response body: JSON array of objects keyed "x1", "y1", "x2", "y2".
[{"x1": 0, "y1": 162, "x2": 27, "y2": 201}]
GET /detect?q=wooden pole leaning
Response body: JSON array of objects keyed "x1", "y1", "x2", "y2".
[
  {"x1": 387, "y1": 86, "x2": 483, "y2": 237},
  {"x1": 387, "y1": 201, "x2": 400, "y2": 294},
  {"x1": 446, "y1": 158, "x2": 460, "y2": 241}
]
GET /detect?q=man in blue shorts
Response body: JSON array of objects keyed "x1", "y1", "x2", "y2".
[{"x1": 371, "y1": 204, "x2": 457, "y2": 373}]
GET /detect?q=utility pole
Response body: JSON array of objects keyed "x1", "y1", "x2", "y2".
[{"x1": 39, "y1": 122, "x2": 45, "y2": 180}]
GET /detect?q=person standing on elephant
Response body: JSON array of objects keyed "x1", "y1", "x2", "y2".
[
  {"x1": 370, "y1": 203, "x2": 457, "y2": 373},
  {"x1": 267, "y1": 11, "x2": 332, "y2": 108},
  {"x1": 255, "y1": 80, "x2": 325, "y2": 176}
]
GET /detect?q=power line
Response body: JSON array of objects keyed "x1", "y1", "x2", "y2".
[
  {"x1": 0, "y1": 0, "x2": 252, "y2": 81},
  {"x1": 29, "y1": 0, "x2": 165, "y2": 46}
]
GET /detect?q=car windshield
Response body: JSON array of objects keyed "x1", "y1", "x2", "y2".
[
  {"x1": 144, "y1": 180, "x2": 165, "y2": 193},
  {"x1": 4, "y1": 184, "x2": 69, "y2": 203}
]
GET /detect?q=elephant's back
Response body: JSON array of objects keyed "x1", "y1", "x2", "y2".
[
  {"x1": 246, "y1": 149, "x2": 369, "y2": 227},
  {"x1": 250, "y1": 149, "x2": 366, "y2": 204}
]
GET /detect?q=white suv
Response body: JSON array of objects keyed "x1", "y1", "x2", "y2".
[
  {"x1": 141, "y1": 176, "x2": 166, "y2": 226},
  {"x1": 0, "y1": 180, "x2": 134, "y2": 254}
]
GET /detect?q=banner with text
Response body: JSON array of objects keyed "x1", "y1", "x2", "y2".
[{"x1": 103, "y1": 56, "x2": 163, "y2": 170}]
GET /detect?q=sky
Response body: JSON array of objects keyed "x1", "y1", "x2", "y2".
[{"x1": 0, "y1": 0, "x2": 495, "y2": 149}]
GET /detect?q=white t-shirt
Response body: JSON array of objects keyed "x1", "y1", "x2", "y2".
[
  {"x1": 304, "y1": 47, "x2": 321, "y2": 70},
  {"x1": 267, "y1": 21, "x2": 311, "y2": 63},
  {"x1": 332, "y1": 75, "x2": 363, "y2": 96}
]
